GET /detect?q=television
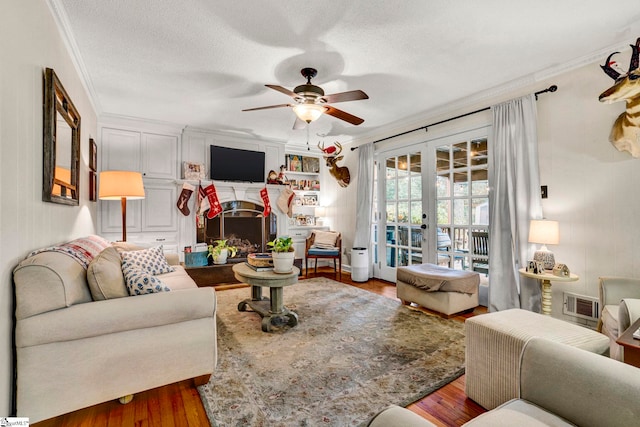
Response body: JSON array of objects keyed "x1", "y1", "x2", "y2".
[{"x1": 210, "y1": 145, "x2": 265, "y2": 183}]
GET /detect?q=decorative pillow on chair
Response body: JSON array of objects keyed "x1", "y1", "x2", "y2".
[
  {"x1": 122, "y1": 262, "x2": 171, "y2": 295},
  {"x1": 120, "y1": 245, "x2": 174, "y2": 275},
  {"x1": 87, "y1": 246, "x2": 128, "y2": 300},
  {"x1": 313, "y1": 231, "x2": 339, "y2": 249}
]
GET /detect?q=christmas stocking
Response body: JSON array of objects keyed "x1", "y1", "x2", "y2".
[
  {"x1": 260, "y1": 187, "x2": 271, "y2": 217},
  {"x1": 196, "y1": 183, "x2": 210, "y2": 228},
  {"x1": 176, "y1": 182, "x2": 195, "y2": 216},
  {"x1": 204, "y1": 184, "x2": 223, "y2": 219}
]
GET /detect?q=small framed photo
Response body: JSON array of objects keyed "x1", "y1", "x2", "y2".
[
  {"x1": 302, "y1": 156, "x2": 320, "y2": 173},
  {"x1": 89, "y1": 138, "x2": 97, "y2": 172},
  {"x1": 89, "y1": 170, "x2": 97, "y2": 201},
  {"x1": 527, "y1": 260, "x2": 536, "y2": 273},
  {"x1": 536, "y1": 262, "x2": 545, "y2": 274},
  {"x1": 288, "y1": 155, "x2": 302, "y2": 172},
  {"x1": 303, "y1": 193, "x2": 317, "y2": 206},
  {"x1": 183, "y1": 162, "x2": 205, "y2": 180}
]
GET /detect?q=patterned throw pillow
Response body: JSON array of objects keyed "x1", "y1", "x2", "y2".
[
  {"x1": 120, "y1": 245, "x2": 174, "y2": 275},
  {"x1": 122, "y1": 262, "x2": 171, "y2": 296}
]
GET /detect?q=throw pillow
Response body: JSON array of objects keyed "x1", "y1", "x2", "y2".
[
  {"x1": 313, "y1": 231, "x2": 339, "y2": 249},
  {"x1": 122, "y1": 262, "x2": 171, "y2": 295},
  {"x1": 120, "y1": 245, "x2": 174, "y2": 275},
  {"x1": 86, "y1": 246, "x2": 128, "y2": 300}
]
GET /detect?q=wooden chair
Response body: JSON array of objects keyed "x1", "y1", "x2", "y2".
[
  {"x1": 305, "y1": 231, "x2": 342, "y2": 279},
  {"x1": 471, "y1": 230, "x2": 489, "y2": 274}
]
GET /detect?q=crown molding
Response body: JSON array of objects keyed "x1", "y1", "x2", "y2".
[
  {"x1": 348, "y1": 38, "x2": 639, "y2": 149},
  {"x1": 47, "y1": 0, "x2": 101, "y2": 115}
]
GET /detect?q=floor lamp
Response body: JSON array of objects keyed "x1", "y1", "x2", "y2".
[{"x1": 98, "y1": 170, "x2": 145, "y2": 242}]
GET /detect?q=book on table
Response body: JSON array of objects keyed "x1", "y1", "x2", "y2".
[{"x1": 244, "y1": 262, "x2": 273, "y2": 272}]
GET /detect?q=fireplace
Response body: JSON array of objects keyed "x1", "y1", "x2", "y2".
[{"x1": 197, "y1": 200, "x2": 276, "y2": 257}]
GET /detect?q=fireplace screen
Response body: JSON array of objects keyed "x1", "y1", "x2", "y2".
[{"x1": 197, "y1": 201, "x2": 276, "y2": 257}]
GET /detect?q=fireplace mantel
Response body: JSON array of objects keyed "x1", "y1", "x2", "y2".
[{"x1": 177, "y1": 181, "x2": 289, "y2": 258}]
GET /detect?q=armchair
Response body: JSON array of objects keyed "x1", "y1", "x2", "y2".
[
  {"x1": 598, "y1": 276, "x2": 640, "y2": 360},
  {"x1": 305, "y1": 230, "x2": 342, "y2": 279}
]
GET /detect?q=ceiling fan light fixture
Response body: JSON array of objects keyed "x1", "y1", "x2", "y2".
[{"x1": 293, "y1": 103, "x2": 326, "y2": 123}]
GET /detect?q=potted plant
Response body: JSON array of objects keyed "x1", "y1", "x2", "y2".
[
  {"x1": 267, "y1": 236, "x2": 295, "y2": 273},
  {"x1": 208, "y1": 239, "x2": 237, "y2": 265}
]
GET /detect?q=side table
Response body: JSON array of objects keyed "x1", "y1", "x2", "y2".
[
  {"x1": 232, "y1": 263, "x2": 299, "y2": 332},
  {"x1": 616, "y1": 317, "x2": 640, "y2": 368},
  {"x1": 518, "y1": 268, "x2": 579, "y2": 316}
]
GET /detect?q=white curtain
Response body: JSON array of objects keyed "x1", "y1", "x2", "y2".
[
  {"x1": 488, "y1": 94, "x2": 543, "y2": 312},
  {"x1": 354, "y1": 143, "x2": 374, "y2": 277}
]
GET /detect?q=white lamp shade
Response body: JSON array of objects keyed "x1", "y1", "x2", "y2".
[
  {"x1": 98, "y1": 171, "x2": 145, "y2": 200},
  {"x1": 292, "y1": 103, "x2": 326, "y2": 123},
  {"x1": 528, "y1": 219, "x2": 559, "y2": 245}
]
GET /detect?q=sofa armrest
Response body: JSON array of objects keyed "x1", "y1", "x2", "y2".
[
  {"x1": 519, "y1": 337, "x2": 640, "y2": 427},
  {"x1": 16, "y1": 287, "x2": 216, "y2": 348},
  {"x1": 619, "y1": 298, "x2": 640, "y2": 333},
  {"x1": 599, "y1": 276, "x2": 640, "y2": 307},
  {"x1": 165, "y1": 252, "x2": 180, "y2": 265},
  {"x1": 367, "y1": 405, "x2": 437, "y2": 427}
]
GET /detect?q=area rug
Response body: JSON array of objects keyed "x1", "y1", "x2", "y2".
[{"x1": 198, "y1": 277, "x2": 466, "y2": 427}]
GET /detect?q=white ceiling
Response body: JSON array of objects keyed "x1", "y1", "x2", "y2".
[{"x1": 57, "y1": 0, "x2": 640, "y2": 145}]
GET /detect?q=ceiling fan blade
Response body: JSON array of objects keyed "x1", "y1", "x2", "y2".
[
  {"x1": 242, "y1": 103, "x2": 292, "y2": 112},
  {"x1": 265, "y1": 84, "x2": 298, "y2": 98},
  {"x1": 293, "y1": 117, "x2": 306, "y2": 130},
  {"x1": 324, "y1": 106, "x2": 365, "y2": 125},
  {"x1": 322, "y1": 90, "x2": 369, "y2": 104}
]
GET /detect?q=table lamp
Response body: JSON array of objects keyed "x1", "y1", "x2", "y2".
[
  {"x1": 98, "y1": 171, "x2": 145, "y2": 242},
  {"x1": 315, "y1": 206, "x2": 326, "y2": 225},
  {"x1": 528, "y1": 219, "x2": 559, "y2": 270}
]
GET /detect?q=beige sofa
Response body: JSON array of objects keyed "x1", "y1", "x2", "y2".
[
  {"x1": 13, "y1": 237, "x2": 217, "y2": 423},
  {"x1": 368, "y1": 337, "x2": 640, "y2": 427}
]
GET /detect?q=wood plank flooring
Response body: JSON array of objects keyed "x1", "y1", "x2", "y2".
[{"x1": 33, "y1": 268, "x2": 486, "y2": 427}]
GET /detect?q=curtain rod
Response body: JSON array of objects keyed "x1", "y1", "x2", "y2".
[{"x1": 350, "y1": 85, "x2": 558, "y2": 151}]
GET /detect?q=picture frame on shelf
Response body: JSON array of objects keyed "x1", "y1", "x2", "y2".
[
  {"x1": 183, "y1": 162, "x2": 206, "y2": 180},
  {"x1": 311, "y1": 180, "x2": 320, "y2": 190},
  {"x1": 302, "y1": 193, "x2": 318, "y2": 206},
  {"x1": 288, "y1": 154, "x2": 302, "y2": 172},
  {"x1": 302, "y1": 156, "x2": 320, "y2": 173},
  {"x1": 305, "y1": 215, "x2": 315, "y2": 226},
  {"x1": 289, "y1": 179, "x2": 299, "y2": 190}
]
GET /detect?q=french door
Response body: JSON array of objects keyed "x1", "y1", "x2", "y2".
[{"x1": 374, "y1": 127, "x2": 490, "y2": 282}]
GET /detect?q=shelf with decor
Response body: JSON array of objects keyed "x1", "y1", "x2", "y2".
[{"x1": 284, "y1": 152, "x2": 324, "y2": 230}]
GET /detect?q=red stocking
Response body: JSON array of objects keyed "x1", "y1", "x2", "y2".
[
  {"x1": 260, "y1": 187, "x2": 271, "y2": 217},
  {"x1": 176, "y1": 183, "x2": 194, "y2": 216},
  {"x1": 204, "y1": 184, "x2": 222, "y2": 219}
]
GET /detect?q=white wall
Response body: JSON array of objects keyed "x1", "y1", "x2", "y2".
[
  {"x1": 0, "y1": 0, "x2": 97, "y2": 415},
  {"x1": 344, "y1": 57, "x2": 634, "y2": 322}
]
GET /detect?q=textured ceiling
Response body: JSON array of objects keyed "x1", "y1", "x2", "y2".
[{"x1": 57, "y1": 0, "x2": 640, "y2": 145}]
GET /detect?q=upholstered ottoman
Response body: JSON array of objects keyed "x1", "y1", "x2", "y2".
[
  {"x1": 396, "y1": 263, "x2": 480, "y2": 318},
  {"x1": 465, "y1": 308, "x2": 610, "y2": 410}
]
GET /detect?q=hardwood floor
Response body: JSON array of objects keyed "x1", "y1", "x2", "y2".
[{"x1": 34, "y1": 268, "x2": 486, "y2": 427}]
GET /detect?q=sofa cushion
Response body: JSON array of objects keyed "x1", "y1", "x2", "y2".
[
  {"x1": 122, "y1": 262, "x2": 171, "y2": 295},
  {"x1": 120, "y1": 245, "x2": 174, "y2": 275},
  {"x1": 86, "y1": 247, "x2": 128, "y2": 301},
  {"x1": 157, "y1": 265, "x2": 198, "y2": 290}
]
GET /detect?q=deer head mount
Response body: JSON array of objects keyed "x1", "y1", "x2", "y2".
[
  {"x1": 318, "y1": 141, "x2": 350, "y2": 188},
  {"x1": 599, "y1": 37, "x2": 640, "y2": 158}
]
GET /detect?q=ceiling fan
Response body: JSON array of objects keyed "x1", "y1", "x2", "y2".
[{"x1": 242, "y1": 67, "x2": 369, "y2": 128}]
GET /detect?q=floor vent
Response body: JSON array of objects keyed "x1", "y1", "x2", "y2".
[{"x1": 563, "y1": 292, "x2": 599, "y2": 321}]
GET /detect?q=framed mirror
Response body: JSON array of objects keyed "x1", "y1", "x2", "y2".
[{"x1": 43, "y1": 68, "x2": 81, "y2": 205}]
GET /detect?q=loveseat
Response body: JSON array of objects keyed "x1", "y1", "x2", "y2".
[
  {"x1": 13, "y1": 236, "x2": 217, "y2": 423},
  {"x1": 368, "y1": 337, "x2": 640, "y2": 427}
]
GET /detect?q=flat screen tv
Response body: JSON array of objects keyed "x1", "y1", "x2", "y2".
[{"x1": 210, "y1": 145, "x2": 265, "y2": 183}]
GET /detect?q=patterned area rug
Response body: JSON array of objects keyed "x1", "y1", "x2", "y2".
[{"x1": 198, "y1": 277, "x2": 465, "y2": 427}]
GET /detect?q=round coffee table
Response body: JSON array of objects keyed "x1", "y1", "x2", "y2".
[{"x1": 232, "y1": 263, "x2": 299, "y2": 332}]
